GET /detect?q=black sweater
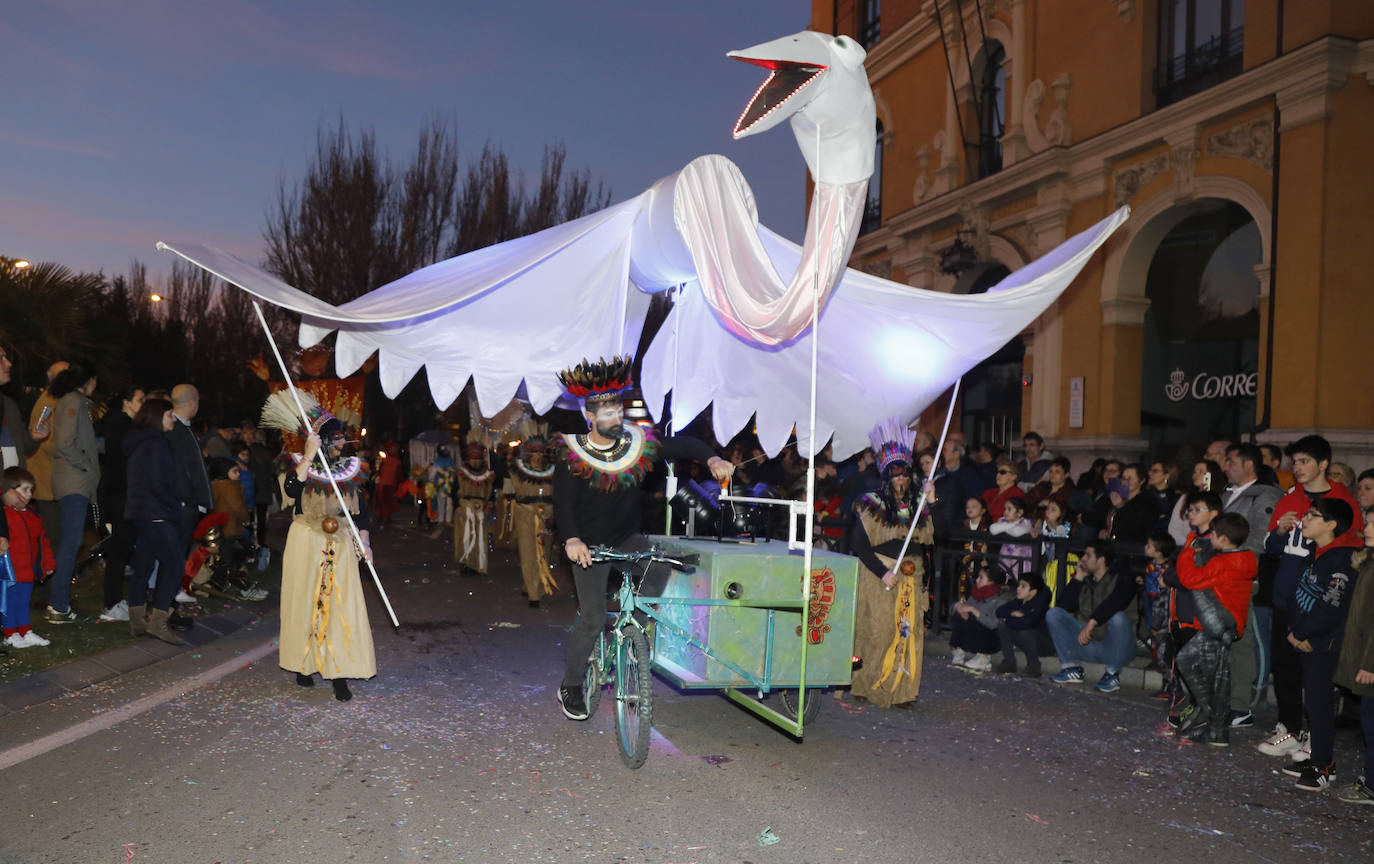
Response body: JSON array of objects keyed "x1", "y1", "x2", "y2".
[
  {"x1": 554, "y1": 433, "x2": 715, "y2": 547},
  {"x1": 996, "y1": 590, "x2": 1050, "y2": 630},
  {"x1": 1289, "y1": 545, "x2": 1357, "y2": 652}
]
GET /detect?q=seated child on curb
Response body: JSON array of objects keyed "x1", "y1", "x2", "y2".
[
  {"x1": 995, "y1": 571, "x2": 1053, "y2": 676},
  {"x1": 2, "y1": 467, "x2": 56, "y2": 648},
  {"x1": 1171, "y1": 511, "x2": 1256, "y2": 746},
  {"x1": 949, "y1": 562, "x2": 1009, "y2": 672},
  {"x1": 990, "y1": 497, "x2": 1033, "y2": 578}
]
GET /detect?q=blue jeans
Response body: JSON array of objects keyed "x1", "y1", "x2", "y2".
[
  {"x1": 1046, "y1": 606, "x2": 1136, "y2": 674},
  {"x1": 2, "y1": 581, "x2": 34, "y2": 632},
  {"x1": 49, "y1": 493, "x2": 89, "y2": 613}
]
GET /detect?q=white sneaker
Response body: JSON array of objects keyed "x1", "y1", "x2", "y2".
[
  {"x1": 1290, "y1": 731, "x2": 1312, "y2": 763},
  {"x1": 4, "y1": 633, "x2": 28, "y2": 649},
  {"x1": 1258, "y1": 723, "x2": 1303, "y2": 757},
  {"x1": 99, "y1": 600, "x2": 130, "y2": 622},
  {"x1": 964, "y1": 653, "x2": 993, "y2": 672},
  {"x1": 22, "y1": 631, "x2": 50, "y2": 647},
  {"x1": 174, "y1": 590, "x2": 197, "y2": 604},
  {"x1": 951, "y1": 648, "x2": 968, "y2": 666}
]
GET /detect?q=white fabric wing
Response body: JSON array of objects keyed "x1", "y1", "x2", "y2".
[{"x1": 640, "y1": 207, "x2": 1130, "y2": 458}]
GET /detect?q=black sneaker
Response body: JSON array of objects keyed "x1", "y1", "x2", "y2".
[
  {"x1": 1282, "y1": 758, "x2": 1311, "y2": 778},
  {"x1": 558, "y1": 685, "x2": 588, "y2": 720},
  {"x1": 1228, "y1": 709, "x2": 1255, "y2": 728},
  {"x1": 1168, "y1": 704, "x2": 1196, "y2": 730},
  {"x1": 1294, "y1": 762, "x2": 1335, "y2": 792}
]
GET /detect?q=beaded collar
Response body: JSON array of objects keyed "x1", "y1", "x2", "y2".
[
  {"x1": 289, "y1": 454, "x2": 367, "y2": 496},
  {"x1": 512, "y1": 459, "x2": 555, "y2": 482},
  {"x1": 559, "y1": 423, "x2": 659, "y2": 492}
]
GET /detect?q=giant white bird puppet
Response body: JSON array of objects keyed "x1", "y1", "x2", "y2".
[{"x1": 159, "y1": 30, "x2": 1127, "y2": 460}]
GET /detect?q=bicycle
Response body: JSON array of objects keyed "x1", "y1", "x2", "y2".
[{"x1": 582, "y1": 545, "x2": 698, "y2": 769}]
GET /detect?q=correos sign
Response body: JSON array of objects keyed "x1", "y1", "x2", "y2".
[{"x1": 1165, "y1": 368, "x2": 1258, "y2": 402}]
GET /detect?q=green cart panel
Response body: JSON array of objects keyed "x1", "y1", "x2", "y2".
[{"x1": 648, "y1": 537, "x2": 858, "y2": 689}]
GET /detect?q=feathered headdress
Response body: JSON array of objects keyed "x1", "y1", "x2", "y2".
[
  {"x1": 464, "y1": 426, "x2": 487, "y2": 461},
  {"x1": 259, "y1": 390, "x2": 340, "y2": 439},
  {"x1": 557, "y1": 355, "x2": 633, "y2": 404},
  {"x1": 517, "y1": 419, "x2": 551, "y2": 456},
  {"x1": 868, "y1": 417, "x2": 916, "y2": 473}
]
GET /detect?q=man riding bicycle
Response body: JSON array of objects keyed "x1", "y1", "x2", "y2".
[{"x1": 553, "y1": 355, "x2": 733, "y2": 720}]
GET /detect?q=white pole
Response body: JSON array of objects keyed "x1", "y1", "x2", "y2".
[
  {"x1": 251, "y1": 301, "x2": 401, "y2": 628},
  {"x1": 892, "y1": 377, "x2": 962, "y2": 568}
]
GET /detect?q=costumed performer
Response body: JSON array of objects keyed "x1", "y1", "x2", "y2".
[
  {"x1": 847, "y1": 418, "x2": 933, "y2": 708},
  {"x1": 453, "y1": 428, "x2": 494, "y2": 575},
  {"x1": 261, "y1": 391, "x2": 376, "y2": 702},
  {"x1": 510, "y1": 420, "x2": 558, "y2": 607},
  {"x1": 428, "y1": 445, "x2": 455, "y2": 536},
  {"x1": 553, "y1": 355, "x2": 734, "y2": 721}
]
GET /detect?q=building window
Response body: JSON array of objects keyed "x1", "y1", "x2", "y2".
[
  {"x1": 1156, "y1": 0, "x2": 1245, "y2": 107},
  {"x1": 861, "y1": 119, "x2": 883, "y2": 235},
  {"x1": 976, "y1": 41, "x2": 1006, "y2": 178},
  {"x1": 857, "y1": 0, "x2": 881, "y2": 49}
]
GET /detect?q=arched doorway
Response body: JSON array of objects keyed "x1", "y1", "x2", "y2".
[
  {"x1": 1139, "y1": 200, "x2": 1261, "y2": 460},
  {"x1": 956, "y1": 263, "x2": 1024, "y2": 449}
]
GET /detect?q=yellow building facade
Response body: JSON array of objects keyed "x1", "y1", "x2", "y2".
[{"x1": 818, "y1": 0, "x2": 1374, "y2": 470}]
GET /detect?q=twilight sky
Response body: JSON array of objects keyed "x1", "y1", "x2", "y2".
[{"x1": 2, "y1": 0, "x2": 811, "y2": 280}]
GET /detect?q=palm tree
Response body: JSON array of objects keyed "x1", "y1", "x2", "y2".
[{"x1": 0, "y1": 261, "x2": 115, "y2": 394}]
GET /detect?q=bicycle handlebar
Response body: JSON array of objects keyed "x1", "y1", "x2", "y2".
[{"x1": 589, "y1": 546, "x2": 699, "y2": 572}]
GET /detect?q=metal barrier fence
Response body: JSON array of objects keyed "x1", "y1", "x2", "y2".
[{"x1": 925, "y1": 530, "x2": 1151, "y2": 634}]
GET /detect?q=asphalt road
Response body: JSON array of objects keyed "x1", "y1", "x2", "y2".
[{"x1": 0, "y1": 521, "x2": 1368, "y2": 863}]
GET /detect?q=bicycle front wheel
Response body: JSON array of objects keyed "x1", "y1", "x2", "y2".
[
  {"x1": 584, "y1": 642, "x2": 605, "y2": 720},
  {"x1": 614, "y1": 624, "x2": 653, "y2": 769}
]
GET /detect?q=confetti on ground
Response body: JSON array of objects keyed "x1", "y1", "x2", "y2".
[
  {"x1": 491, "y1": 621, "x2": 521, "y2": 628},
  {"x1": 757, "y1": 827, "x2": 780, "y2": 846},
  {"x1": 701, "y1": 754, "x2": 732, "y2": 766},
  {"x1": 1025, "y1": 813, "x2": 1049, "y2": 825}
]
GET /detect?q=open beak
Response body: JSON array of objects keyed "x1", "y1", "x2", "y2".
[{"x1": 729, "y1": 55, "x2": 827, "y2": 139}]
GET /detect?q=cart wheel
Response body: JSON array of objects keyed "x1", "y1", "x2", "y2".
[
  {"x1": 584, "y1": 646, "x2": 604, "y2": 720},
  {"x1": 614, "y1": 624, "x2": 653, "y2": 769},
  {"x1": 779, "y1": 688, "x2": 823, "y2": 725}
]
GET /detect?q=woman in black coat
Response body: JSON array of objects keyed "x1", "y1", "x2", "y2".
[{"x1": 123, "y1": 397, "x2": 185, "y2": 645}]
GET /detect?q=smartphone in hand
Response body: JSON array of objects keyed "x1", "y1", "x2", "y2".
[{"x1": 32, "y1": 404, "x2": 53, "y2": 438}]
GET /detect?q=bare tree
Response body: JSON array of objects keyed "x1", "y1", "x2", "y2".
[{"x1": 264, "y1": 117, "x2": 395, "y2": 305}]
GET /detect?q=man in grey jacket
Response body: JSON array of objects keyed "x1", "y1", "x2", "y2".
[{"x1": 1223, "y1": 442, "x2": 1282, "y2": 724}]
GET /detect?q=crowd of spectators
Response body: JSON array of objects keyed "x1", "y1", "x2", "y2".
[
  {"x1": 667, "y1": 426, "x2": 1374, "y2": 808},
  {"x1": 1, "y1": 347, "x2": 275, "y2": 653}
]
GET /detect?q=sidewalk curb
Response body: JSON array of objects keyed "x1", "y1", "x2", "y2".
[{"x1": 0, "y1": 605, "x2": 275, "y2": 716}]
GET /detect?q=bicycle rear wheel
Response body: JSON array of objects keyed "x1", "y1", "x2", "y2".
[{"x1": 614, "y1": 624, "x2": 653, "y2": 769}]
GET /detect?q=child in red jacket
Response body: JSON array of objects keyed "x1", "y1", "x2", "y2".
[
  {"x1": 1172, "y1": 511, "x2": 1257, "y2": 746},
  {"x1": 2, "y1": 467, "x2": 56, "y2": 647}
]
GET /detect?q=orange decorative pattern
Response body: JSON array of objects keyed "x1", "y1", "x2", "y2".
[{"x1": 270, "y1": 377, "x2": 366, "y2": 451}]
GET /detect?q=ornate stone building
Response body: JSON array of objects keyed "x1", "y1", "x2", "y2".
[{"x1": 819, "y1": 0, "x2": 1374, "y2": 470}]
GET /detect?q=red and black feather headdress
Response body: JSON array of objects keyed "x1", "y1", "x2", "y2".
[{"x1": 557, "y1": 355, "x2": 634, "y2": 404}]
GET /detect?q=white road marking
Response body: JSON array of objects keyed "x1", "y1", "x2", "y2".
[{"x1": 0, "y1": 638, "x2": 278, "y2": 772}]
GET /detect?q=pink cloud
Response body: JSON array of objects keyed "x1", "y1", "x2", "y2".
[
  {"x1": 0, "y1": 191, "x2": 262, "y2": 274},
  {"x1": 0, "y1": 128, "x2": 115, "y2": 159}
]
